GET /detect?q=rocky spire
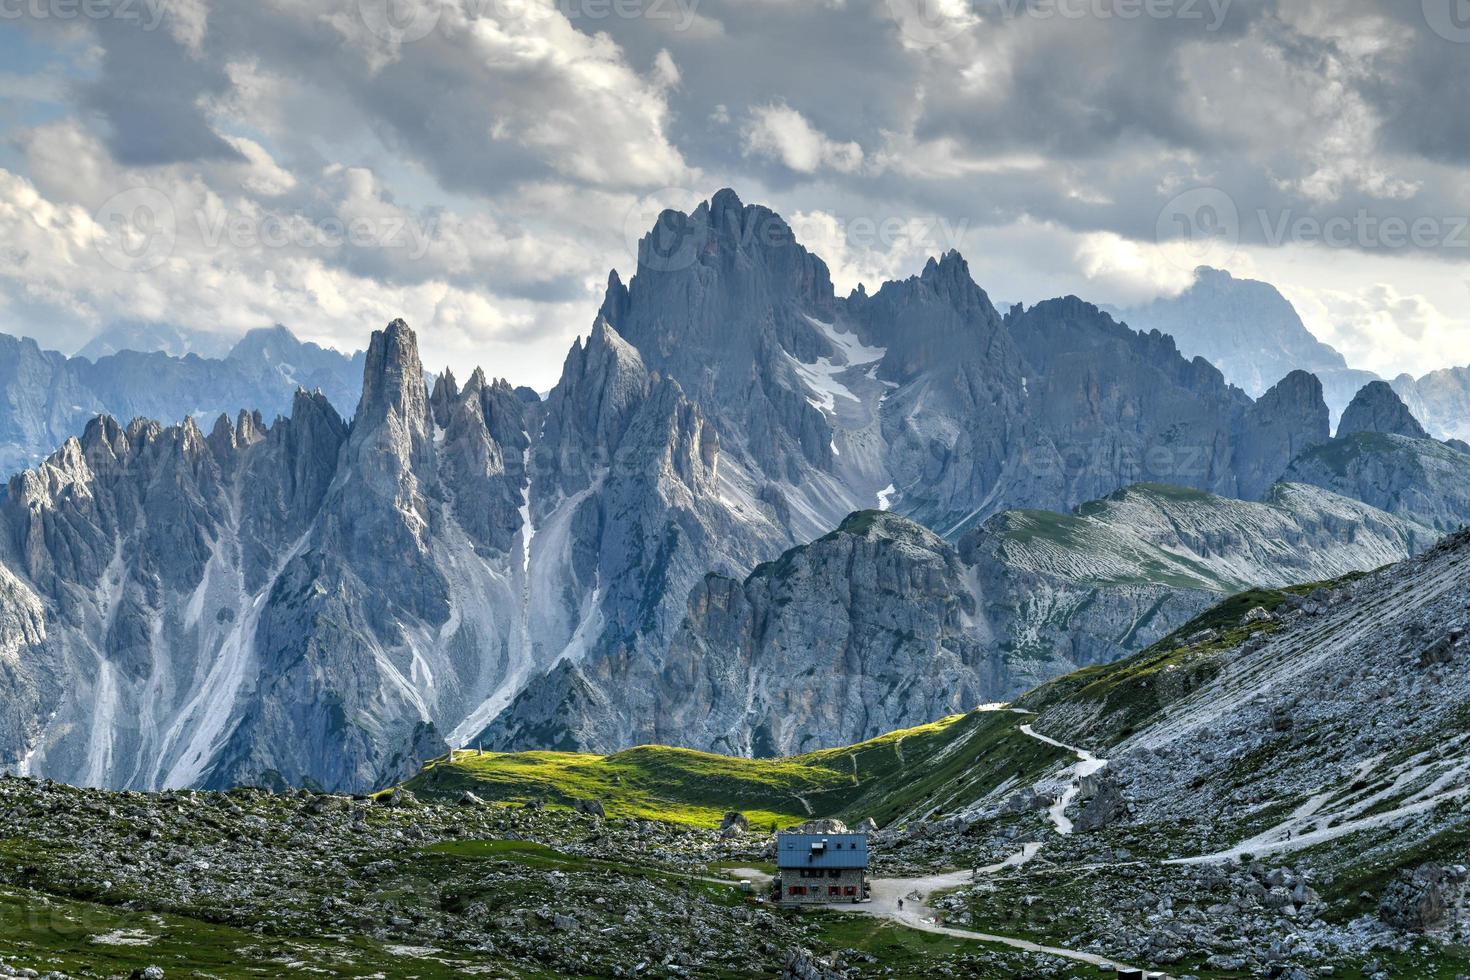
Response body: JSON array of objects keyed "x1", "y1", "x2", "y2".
[
  {"x1": 598, "y1": 270, "x2": 630, "y2": 329},
  {"x1": 1338, "y1": 381, "x2": 1431, "y2": 440},
  {"x1": 1235, "y1": 370, "x2": 1331, "y2": 500},
  {"x1": 429, "y1": 368, "x2": 458, "y2": 430},
  {"x1": 356, "y1": 319, "x2": 429, "y2": 437}
]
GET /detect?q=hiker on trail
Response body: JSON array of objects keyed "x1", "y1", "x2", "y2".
[{"x1": 898, "y1": 899, "x2": 904, "y2": 911}]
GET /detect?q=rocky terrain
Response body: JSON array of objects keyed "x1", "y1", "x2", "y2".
[
  {"x1": 1395, "y1": 365, "x2": 1470, "y2": 444},
  {"x1": 7, "y1": 525, "x2": 1470, "y2": 976},
  {"x1": 0, "y1": 326, "x2": 363, "y2": 477},
  {"x1": 1, "y1": 531, "x2": 1470, "y2": 976},
  {"x1": 0, "y1": 773, "x2": 1115, "y2": 980},
  {"x1": 502, "y1": 484, "x2": 1430, "y2": 759},
  {"x1": 1283, "y1": 383, "x2": 1470, "y2": 531},
  {"x1": 1, "y1": 189, "x2": 1466, "y2": 797}
]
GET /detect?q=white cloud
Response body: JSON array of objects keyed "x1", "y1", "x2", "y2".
[
  {"x1": 0, "y1": 123, "x2": 608, "y2": 387},
  {"x1": 1285, "y1": 280, "x2": 1469, "y2": 379},
  {"x1": 744, "y1": 104, "x2": 864, "y2": 175}
]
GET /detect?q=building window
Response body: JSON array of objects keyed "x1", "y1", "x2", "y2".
[
  {"x1": 828, "y1": 886, "x2": 841, "y2": 896},
  {"x1": 844, "y1": 886, "x2": 857, "y2": 896},
  {"x1": 788, "y1": 886, "x2": 805, "y2": 896}
]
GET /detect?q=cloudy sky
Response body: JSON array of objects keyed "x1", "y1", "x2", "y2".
[{"x1": 1, "y1": 0, "x2": 1467, "y2": 388}]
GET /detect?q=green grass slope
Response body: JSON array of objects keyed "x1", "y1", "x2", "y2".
[{"x1": 402, "y1": 710, "x2": 1070, "y2": 829}]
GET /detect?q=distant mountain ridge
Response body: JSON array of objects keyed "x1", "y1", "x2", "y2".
[
  {"x1": 75, "y1": 322, "x2": 239, "y2": 361},
  {"x1": 1110, "y1": 267, "x2": 1378, "y2": 424},
  {"x1": 0, "y1": 326, "x2": 364, "y2": 476}
]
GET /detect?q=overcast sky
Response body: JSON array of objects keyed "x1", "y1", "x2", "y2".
[{"x1": 1, "y1": 0, "x2": 1467, "y2": 388}]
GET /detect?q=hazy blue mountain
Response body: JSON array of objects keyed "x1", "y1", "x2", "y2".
[
  {"x1": 75, "y1": 322, "x2": 239, "y2": 361},
  {"x1": 0, "y1": 326, "x2": 363, "y2": 476},
  {"x1": 1111, "y1": 267, "x2": 1379, "y2": 424}
]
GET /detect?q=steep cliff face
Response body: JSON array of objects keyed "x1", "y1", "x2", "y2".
[
  {"x1": 1283, "y1": 433, "x2": 1470, "y2": 533},
  {"x1": 1, "y1": 190, "x2": 1460, "y2": 785},
  {"x1": 0, "y1": 323, "x2": 541, "y2": 792},
  {"x1": 0, "y1": 389, "x2": 351, "y2": 789},
  {"x1": 600, "y1": 195, "x2": 1333, "y2": 543},
  {"x1": 659, "y1": 513, "x2": 1001, "y2": 758},
  {"x1": 1394, "y1": 365, "x2": 1470, "y2": 443},
  {"x1": 846, "y1": 252, "x2": 1031, "y2": 535},
  {"x1": 1234, "y1": 371, "x2": 1333, "y2": 501},
  {"x1": 1281, "y1": 383, "x2": 1470, "y2": 532},
  {"x1": 604, "y1": 190, "x2": 858, "y2": 535}
]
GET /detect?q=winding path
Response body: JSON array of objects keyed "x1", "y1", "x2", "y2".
[
  {"x1": 1020, "y1": 723, "x2": 1110, "y2": 835},
  {"x1": 812, "y1": 716, "x2": 1150, "y2": 974}
]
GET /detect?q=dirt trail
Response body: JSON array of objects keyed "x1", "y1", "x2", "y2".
[{"x1": 846, "y1": 845, "x2": 1147, "y2": 973}]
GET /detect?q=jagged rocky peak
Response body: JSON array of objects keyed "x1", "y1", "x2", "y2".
[
  {"x1": 848, "y1": 248, "x2": 1010, "y2": 384},
  {"x1": 919, "y1": 250, "x2": 996, "y2": 315},
  {"x1": 598, "y1": 269, "x2": 631, "y2": 329},
  {"x1": 533, "y1": 317, "x2": 654, "y2": 505},
  {"x1": 1338, "y1": 381, "x2": 1432, "y2": 440},
  {"x1": 358, "y1": 319, "x2": 429, "y2": 431},
  {"x1": 559, "y1": 319, "x2": 650, "y2": 442},
  {"x1": 430, "y1": 367, "x2": 459, "y2": 429},
  {"x1": 1235, "y1": 370, "x2": 1332, "y2": 500}
]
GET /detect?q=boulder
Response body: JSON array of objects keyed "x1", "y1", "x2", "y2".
[
  {"x1": 1074, "y1": 779, "x2": 1130, "y2": 832},
  {"x1": 573, "y1": 799, "x2": 606, "y2": 818},
  {"x1": 720, "y1": 811, "x2": 750, "y2": 833},
  {"x1": 1379, "y1": 863, "x2": 1450, "y2": 931}
]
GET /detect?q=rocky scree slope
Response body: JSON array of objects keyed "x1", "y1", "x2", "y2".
[{"x1": 1018, "y1": 525, "x2": 1470, "y2": 907}]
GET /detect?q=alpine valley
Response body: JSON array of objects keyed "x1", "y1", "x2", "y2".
[{"x1": 5, "y1": 189, "x2": 1470, "y2": 980}]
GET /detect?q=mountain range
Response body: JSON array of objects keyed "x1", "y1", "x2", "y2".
[
  {"x1": 1114, "y1": 266, "x2": 1470, "y2": 442},
  {"x1": 1, "y1": 189, "x2": 1467, "y2": 795},
  {"x1": 0, "y1": 325, "x2": 363, "y2": 477}
]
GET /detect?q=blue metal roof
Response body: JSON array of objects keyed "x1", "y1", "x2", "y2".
[{"x1": 776, "y1": 833, "x2": 868, "y2": 869}]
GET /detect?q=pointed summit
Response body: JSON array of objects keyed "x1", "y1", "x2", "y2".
[
  {"x1": 906, "y1": 249, "x2": 997, "y2": 319},
  {"x1": 1338, "y1": 381, "x2": 1431, "y2": 440},
  {"x1": 358, "y1": 319, "x2": 428, "y2": 433},
  {"x1": 430, "y1": 367, "x2": 459, "y2": 429},
  {"x1": 598, "y1": 269, "x2": 630, "y2": 329}
]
